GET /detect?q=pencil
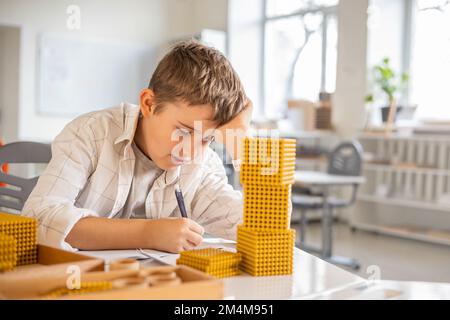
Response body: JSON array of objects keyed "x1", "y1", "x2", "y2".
[{"x1": 174, "y1": 166, "x2": 188, "y2": 218}]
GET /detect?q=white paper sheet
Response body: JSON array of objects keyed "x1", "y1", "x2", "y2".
[{"x1": 82, "y1": 236, "x2": 237, "y2": 267}]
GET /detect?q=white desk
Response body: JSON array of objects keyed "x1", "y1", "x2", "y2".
[
  {"x1": 82, "y1": 244, "x2": 450, "y2": 299},
  {"x1": 83, "y1": 244, "x2": 365, "y2": 300},
  {"x1": 295, "y1": 171, "x2": 366, "y2": 186},
  {"x1": 303, "y1": 279, "x2": 450, "y2": 300},
  {"x1": 222, "y1": 248, "x2": 364, "y2": 299}
]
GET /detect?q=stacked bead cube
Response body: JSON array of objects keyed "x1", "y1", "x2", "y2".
[
  {"x1": 237, "y1": 137, "x2": 297, "y2": 276},
  {"x1": 0, "y1": 233, "x2": 17, "y2": 272},
  {"x1": 177, "y1": 248, "x2": 241, "y2": 278},
  {"x1": 0, "y1": 212, "x2": 37, "y2": 266}
]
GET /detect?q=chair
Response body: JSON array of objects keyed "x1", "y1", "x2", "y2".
[
  {"x1": 0, "y1": 142, "x2": 52, "y2": 213},
  {"x1": 292, "y1": 141, "x2": 363, "y2": 270}
]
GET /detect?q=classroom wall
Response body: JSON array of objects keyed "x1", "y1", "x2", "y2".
[
  {"x1": 173, "y1": 0, "x2": 228, "y2": 38},
  {"x1": 0, "y1": 0, "x2": 228, "y2": 143},
  {"x1": 0, "y1": 25, "x2": 20, "y2": 143}
]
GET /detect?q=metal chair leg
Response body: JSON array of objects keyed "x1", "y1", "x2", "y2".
[
  {"x1": 321, "y1": 207, "x2": 361, "y2": 271},
  {"x1": 297, "y1": 209, "x2": 322, "y2": 254},
  {"x1": 299, "y1": 209, "x2": 307, "y2": 244}
]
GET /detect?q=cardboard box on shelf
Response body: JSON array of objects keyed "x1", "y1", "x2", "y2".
[{"x1": 287, "y1": 99, "x2": 317, "y2": 131}]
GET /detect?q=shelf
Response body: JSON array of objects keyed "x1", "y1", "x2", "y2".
[
  {"x1": 297, "y1": 157, "x2": 327, "y2": 163},
  {"x1": 279, "y1": 130, "x2": 335, "y2": 139},
  {"x1": 351, "y1": 221, "x2": 450, "y2": 247},
  {"x1": 249, "y1": 129, "x2": 335, "y2": 139},
  {"x1": 360, "y1": 133, "x2": 450, "y2": 142},
  {"x1": 363, "y1": 163, "x2": 450, "y2": 175},
  {"x1": 357, "y1": 194, "x2": 450, "y2": 212},
  {"x1": 355, "y1": 135, "x2": 450, "y2": 246}
]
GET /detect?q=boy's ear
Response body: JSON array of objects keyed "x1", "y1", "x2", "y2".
[{"x1": 140, "y1": 88, "x2": 156, "y2": 117}]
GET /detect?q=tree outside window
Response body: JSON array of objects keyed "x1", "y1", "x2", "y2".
[{"x1": 263, "y1": 0, "x2": 339, "y2": 119}]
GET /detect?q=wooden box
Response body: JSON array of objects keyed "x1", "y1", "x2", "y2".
[
  {"x1": 62, "y1": 265, "x2": 224, "y2": 300},
  {"x1": 0, "y1": 244, "x2": 104, "y2": 299}
]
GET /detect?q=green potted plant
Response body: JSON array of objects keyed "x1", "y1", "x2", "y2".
[{"x1": 366, "y1": 57, "x2": 409, "y2": 128}]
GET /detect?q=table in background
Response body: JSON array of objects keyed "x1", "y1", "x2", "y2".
[{"x1": 294, "y1": 171, "x2": 366, "y2": 269}]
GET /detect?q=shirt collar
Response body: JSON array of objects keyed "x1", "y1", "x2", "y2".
[
  {"x1": 164, "y1": 167, "x2": 180, "y2": 185},
  {"x1": 114, "y1": 102, "x2": 141, "y2": 146}
]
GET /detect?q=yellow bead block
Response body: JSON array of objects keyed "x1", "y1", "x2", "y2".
[
  {"x1": 243, "y1": 184, "x2": 291, "y2": 231},
  {"x1": 238, "y1": 255, "x2": 293, "y2": 276},
  {"x1": 239, "y1": 259, "x2": 293, "y2": 277},
  {"x1": 0, "y1": 233, "x2": 17, "y2": 272},
  {"x1": 237, "y1": 226, "x2": 295, "y2": 254},
  {"x1": 240, "y1": 166, "x2": 295, "y2": 185},
  {"x1": 44, "y1": 281, "x2": 114, "y2": 298},
  {"x1": 240, "y1": 138, "x2": 297, "y2": 186},
  {"x1": 242, "y1": 137, "x2": 297, "y2": 164},
  {"x1": 177, "y1": 248, "x2": 242, "y2": 278},
  {"x1": 237, "y1": 226, "x2": 295, "y2": 276},
  {"x1": 178, "y1": 248, "x2": 242, "y2": 264},
  {"x1": 0, "y1": 212, "x2": 37, "y2": 266}
]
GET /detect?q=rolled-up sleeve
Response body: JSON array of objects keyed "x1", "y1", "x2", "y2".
[
  {"x1": 190, "y1": 154, "x2": 243, "y2": 241},
  {"x1": 21, "y1": 115, "x2": 100, "y2": 251}
]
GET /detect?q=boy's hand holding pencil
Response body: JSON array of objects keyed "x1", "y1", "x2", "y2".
[{"x1": 144, "y1": 218, "x2": 204, "y2": 253}]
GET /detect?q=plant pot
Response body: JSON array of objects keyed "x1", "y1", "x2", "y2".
[{"x1": 381, "y1": 105, "x2": 404, "y2": 123}]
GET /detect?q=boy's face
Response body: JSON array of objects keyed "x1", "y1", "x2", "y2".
[{"x1": 137, "y1": 89, "x2": 218, "y2": 170}]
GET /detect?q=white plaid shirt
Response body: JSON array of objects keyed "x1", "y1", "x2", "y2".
[{"x1": 22, "y1": 103, "x2": 243, "y2": 251}]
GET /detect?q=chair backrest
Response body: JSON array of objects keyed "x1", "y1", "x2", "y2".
[
  {"x1": 327, "y1": 141, "x2": 363, "y2": 176},
  {"x1": 0, "y1": 142, "x2": 52, "y2": 212}
]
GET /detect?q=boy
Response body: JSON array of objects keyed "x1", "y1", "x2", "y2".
[{"x1": 22, "y1": 40, "x2": 252, "y2": 253}]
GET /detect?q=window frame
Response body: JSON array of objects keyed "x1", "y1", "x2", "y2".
[
  {"x1": 369, "y1": 0, "x2": 450, "y2": 110},
  {"x1": 261, "y1": 1, "x2": 339, "y2": 116},
  {"x1": 406, "y1": 0, "x2": 450, "y2": 118}
]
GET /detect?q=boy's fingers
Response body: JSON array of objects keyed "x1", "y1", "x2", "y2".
[
  {"x1": 186, "y1": 240, "x2": 198, "y2": 249},
  {"x1": 188, "y1": 220, "x2": 205, "y2": 235},
  {"x1": 186, "y1": 231, "x2": 203, "y2": 247},
  {"x1": 182, "y1": 245, "x2": 192, "y2": 251},
  {"x1": 182, "y1": 241, "x2": 195, "y2": 251}
]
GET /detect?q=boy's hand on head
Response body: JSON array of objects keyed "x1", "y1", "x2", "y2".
[
  {"x1": 218, "y1": 98, "x2": 253, "y2": 135},
  {"x1": 215, "y1": 98, "x2": 253, "y2": 161},
  {"x1": 145, "y1": 218, "x2": 204, "y2": 253}
]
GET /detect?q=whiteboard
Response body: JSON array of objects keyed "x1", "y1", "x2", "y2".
[{"x1": 37, "y1": 34, "x2": 155, "y2": 116}]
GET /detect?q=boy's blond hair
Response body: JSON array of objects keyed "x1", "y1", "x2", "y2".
[{"x1": 148, "y1": 40, "x2": 248, "y2": 126}]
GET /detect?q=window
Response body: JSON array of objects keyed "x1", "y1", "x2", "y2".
[
  {"x1": 368, "y1": 0, "x2": 450, "y2": 121},
  {"x1": 410, "y1": 0, "x2": 450, "y2": 120},
  {"x1": 263, "y1": 0, "x2": 339, "y2": 118}
]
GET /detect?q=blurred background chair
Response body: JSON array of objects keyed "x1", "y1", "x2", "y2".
[{"x1": 0, "y1": 142, "x2": 51, "y2": 213}]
